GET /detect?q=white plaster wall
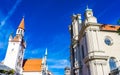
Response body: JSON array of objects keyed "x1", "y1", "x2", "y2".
[
  {"x1": 4, "y1": 42, "x2": 20, "y2": 70},
  {"x1": 98, "y1": 31, "x2": 120, "y2": 58},
  {"x1": 23, "y1": 72, "x2": 42, "y2": 75},
  {"x1": 85, "y1": 25, "x2": 120, "y2": 75}
]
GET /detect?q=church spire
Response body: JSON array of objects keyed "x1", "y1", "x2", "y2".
[
  {"x1": 42, "y1": 49, "x2": 48, "y2": 74},
  {"x1": 45, "y1": 48, "x2": 47, "y2": 56},
  {"x1": 18, "y1": 17, "x2": 24, "y2": 30},
  {"x1": 16, "y1": 17, "x2": 25, "y2": 36},
  {"x1": 44, "y1": 48, "x2": 47, "y2": 65}
]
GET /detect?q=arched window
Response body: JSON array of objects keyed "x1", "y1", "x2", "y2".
[
  {"x1": 109, "y1": 58, "x2": 117, "y2": 70},
  {"x1": 81, "y1": 45, "x2": 84, "y2": 59},
  {"x1": 21, "y1": 30, "x2": 22, "y2": 34},
  {"x1": 18, "y1": 29, "x2": 20, "y2": 33}
]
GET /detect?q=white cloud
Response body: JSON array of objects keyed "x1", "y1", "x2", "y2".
[
  {"x1": 24, "y1": 34, "x2": 70, "y2": 74},
  {"x1": 0, "y1": 10, "x2": 14, "y2": 61},
  {"x1": 24, "y1": 47, "x2": 47, "y2": 59},
  {"x1": 48, "y1": 59, "x2": 70, "y2": 69}
]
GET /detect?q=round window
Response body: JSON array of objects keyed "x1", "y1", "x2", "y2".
[{"x1": 104, "y1": 36, "x2": 113, "y2": 46}]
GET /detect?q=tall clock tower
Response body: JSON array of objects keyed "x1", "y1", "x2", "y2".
[{"x1": 3, "y1": 18, "x2": 26, "y2": 74}]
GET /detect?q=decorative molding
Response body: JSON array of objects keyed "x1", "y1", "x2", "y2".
[{"x1": 84, "y1": 55, "x2": 109, "y2": 64}]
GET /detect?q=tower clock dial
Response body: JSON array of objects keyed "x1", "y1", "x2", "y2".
[{"x1": 86, "y1": 11, "x2": 93, "y2": 17}]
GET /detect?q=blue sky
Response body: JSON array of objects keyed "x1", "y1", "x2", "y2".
[{"x1": 0, "y1": 0, "x2": 120, "y2": 75}]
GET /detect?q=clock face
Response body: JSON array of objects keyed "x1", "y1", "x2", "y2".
[
  {"x1": 88, "y1": 12, "x2": 91, "y2": 15},
  {"x1": 86, "y1": 11, "x2": 93, "y2": 17}
]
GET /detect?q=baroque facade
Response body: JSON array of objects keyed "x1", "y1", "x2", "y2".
[{"x1": 69, "y1": 7, "x2": 120, "y2": 75}]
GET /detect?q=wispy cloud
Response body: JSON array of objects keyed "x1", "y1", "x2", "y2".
[
  {"x1": 24, "y1": 34, "x2": 70, "y2": 59},
  {"x1": 0, "y1": 10, "x2": 14, "y2": 61},
  {"x1": 24, "y1": 47, "x2": 46, "y2": 59},
  {"x1": 97, "y1": 1, "x2": 118, "y2": 20},
  {"x1": 47, "y1": 59, "x2": 70, "y2": 75},
  {"x1": 45, "y1": 34, "x2": 70, "y2": 74},
  {"x1": 48, "y1": 59, "x2": 70, "y2": 69},
  {"x1": 0, "y1": 30, "x2": 13, "y2": 60},
  {"x1": 0, "y1": 0, "x2": 22, "y2": 58},
  {"x1": 24, "y1": 34, "x2": 70, "y2": 74},
  {"x1": 1, "y1": 0, "x2": 22, "y2": 26},
  {"x1": 0, "y1": 27, "x2": 14, "y2": 60}
]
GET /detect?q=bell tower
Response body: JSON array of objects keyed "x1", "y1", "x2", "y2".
[
  {"x1": 16, "y1": 18, "x2": 25, "y2": 37},
  {"x1": 84, "y1": 6, "x2": 97, "y2": 24},
  {"x1": 3, "y1": 18, "x2": 26, "y2": 74},
  {"x1": 85, "y1": 6, "x2": 93, "y2": 18},
  {"x1": 42, "y1": 48, "x2": 48, "y2": 75}
]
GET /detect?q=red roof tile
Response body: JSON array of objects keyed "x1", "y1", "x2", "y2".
[
  {"x1": 22, "y1": 59, "x2": 42, "y2": 72},
  {"x1": 100, "y1": 24, "x2": 120, "y2": 31}
]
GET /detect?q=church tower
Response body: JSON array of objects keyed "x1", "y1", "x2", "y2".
[
  {"x1": 69, "y1": 6, "x2": 120, "y2": 75},
  {"x1": 3, "y1": 18, "x2": 26, "y2": 74},
  {"x1": 84, "y1": 6, "x2": 97, "y2": 24},
  {"x1": 42, "y1": 48, "x2": 48, "y2": 75}
]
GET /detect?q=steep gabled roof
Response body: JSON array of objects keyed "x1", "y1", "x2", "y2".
[
  {"x1": 22, "y1": 59, "x2": 42, "y2": 72},
  {"x1": 18, "y1": 17, "x2": 24, "y2": 30}
]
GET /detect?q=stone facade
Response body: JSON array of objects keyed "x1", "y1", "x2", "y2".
[{"x1": 69, "y1": 7, "x2": 120, "y2": 75}]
